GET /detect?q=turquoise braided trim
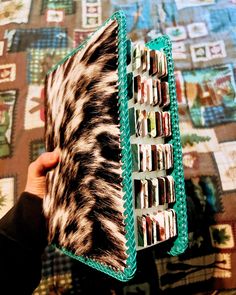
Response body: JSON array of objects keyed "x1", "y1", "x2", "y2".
[
  {"x1": 49, "y1": 10, "x2": 136, "y2": 282},
  {"x1": 115, "y1": 10, "x2": 137, "y2": 281},
  {"x1": 146, "y1": 35, "x2": 188, "y2": 256}
]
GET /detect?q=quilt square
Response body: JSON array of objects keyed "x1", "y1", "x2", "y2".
[
  {"x1": 155, "y1": 254, "x2": 216, "y2": 291},
  {"x1": 183, "y1": 64, "x2": 236, "y2": 127},
  {"x1": 180, "y1": 122, "x2": 218, "y2": 153},
  {"x1": 208, "y1": 40, "x2": 226, "y2": 59},
  {"x1": 0, "y1": 0, "x2": 32, "y2": 26},
  {"x1": 5, "y1": 28, "x2": 68, "y2": 52},
  {"x1": 0, "y1": 177, "x2": 15, "y2": 219},
  {"x1": 186, "y1": 176, "x2": 222, "y2": 214},
  {"x1": 172, "y1": 42, "x2": 187, "y2": 60},
  {"x1": 0, "y1": 90, "x2": 17, "y2": 158},
  {"x1": 27, "y1": 48, "x2": 71, "y2": 84},
  {"x1": 82, "y1": 0, "x2": 102, "y2": 29},
  {"x1": 190, "y1": 43, "x2": 210, "y2": 62},
  {"x1": 213, "y1": 253, "x2": 231, "y2": 279},
  {"x1": 165, "y1": 26, "x2": 187, "y2": 41},
  {"x1": 214, "y1": 141, "x2": 236, "y2": 192},
  {"x1": 187, "y1": 22, "x2": 208, "y2": 39},
  {"x1": 24, "y1": 86, "x2": 45, "y2": 129},
  {"x1": 0, "y1": 41, "x2": 4, "y2": 56},
  {"x1": 0, "y1": 64, "x2": 16, "y2": 83},
  {"x1": 41, "y1": 0, "x2": 74, "y2": 14},
  {"x1": 41, "y1": 246, "x2": 73, "y2": 277},
  {"x1": 209, "y1": 224, "x2": 234, "y2": 249},
  {"x1": 46, "y1": 9, "x2": 65, "y2": 23}
]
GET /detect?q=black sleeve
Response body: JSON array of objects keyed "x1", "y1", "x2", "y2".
[{"x1": 0, "y1": 192, "x2": 48, "y2": 295}]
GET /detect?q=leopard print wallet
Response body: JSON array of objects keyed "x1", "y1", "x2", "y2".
[{"x1": 44, "y1": 10, "x2": 188, "y2": 281}]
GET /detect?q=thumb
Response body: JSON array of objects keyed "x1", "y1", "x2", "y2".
[{"x1": 29, "y1": 150, "x2": 60, "y2": 178}]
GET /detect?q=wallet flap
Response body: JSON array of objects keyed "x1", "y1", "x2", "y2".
[{"x1": 44, "y1": 10, "x2": 136, "y2": 282}]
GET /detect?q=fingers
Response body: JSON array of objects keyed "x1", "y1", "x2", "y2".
[
  {"x1": 25, "y1": 150, "x2": 59, "y2": 198},
  {"x1": 29, "y1": 150, "x2": 60, "y2": 178}
]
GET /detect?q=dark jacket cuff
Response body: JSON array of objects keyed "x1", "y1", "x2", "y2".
[{"x1": 0, "y1": 192, "x2": 48, "y2": 254}]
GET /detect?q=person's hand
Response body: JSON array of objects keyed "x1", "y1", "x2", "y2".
[{"x1": 25, "y1": 150, "x2": 59, "y2": 199}]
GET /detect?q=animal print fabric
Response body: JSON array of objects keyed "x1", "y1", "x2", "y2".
[{"x1": 44, "y1": 19, "x2": 128, "y2": 271}]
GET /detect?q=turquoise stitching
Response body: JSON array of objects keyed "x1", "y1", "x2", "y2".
[
  {"x1": 146, "y1": 35, "x2": 188, "y2": 255},
  {"x1": 116, "y1": 10, "x2": 137, "y2": 280}
]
